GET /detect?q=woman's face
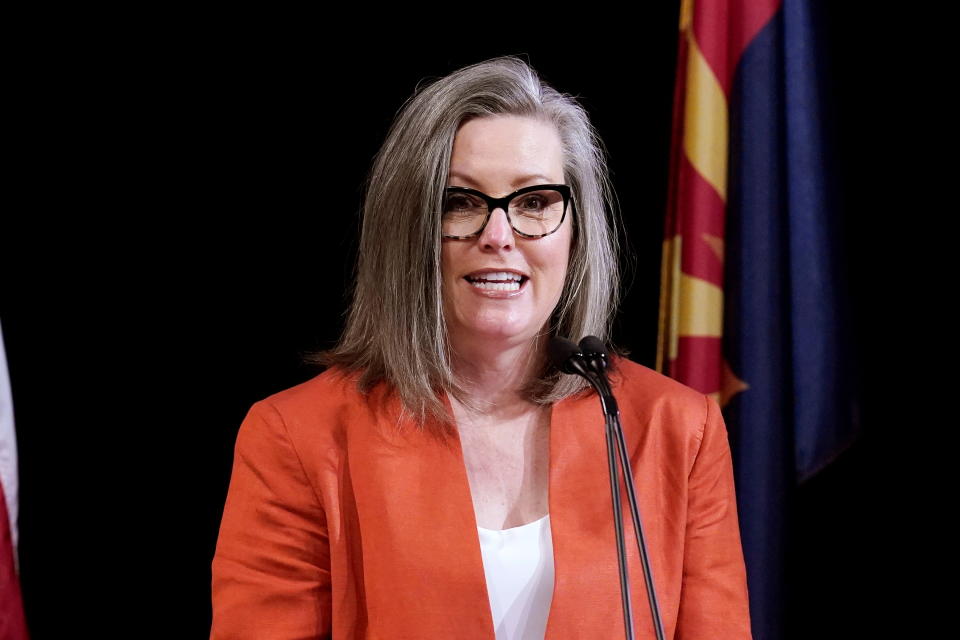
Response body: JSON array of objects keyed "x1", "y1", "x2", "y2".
[{"x1": 441, "y1": 114, "x2": 573, "y2": 353}]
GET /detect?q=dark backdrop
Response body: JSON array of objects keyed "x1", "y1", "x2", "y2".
[{"x1": 1, "y1": 6, "x2": 921, "y2": 638}]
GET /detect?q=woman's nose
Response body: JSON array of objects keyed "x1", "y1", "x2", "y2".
[{"x1": 479, "y1": 207, "x2": 515, "y2": 250}]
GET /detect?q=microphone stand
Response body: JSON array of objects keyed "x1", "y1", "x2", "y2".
[{"x1": 558, "y1": 339, "x2": 666, "y2": 640}]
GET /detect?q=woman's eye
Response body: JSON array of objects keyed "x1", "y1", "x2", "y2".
[
  {"x1": 444, "y1": 193, "x2": 486, "y2": 217},
  {"x1": 444, "y1": 196, "x2": 471, "y2": 212},
  {"x1": 517, "y1": 196, "x2": 547, "y2": 213}
]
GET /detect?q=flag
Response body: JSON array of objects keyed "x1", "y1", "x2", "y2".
[
  {"x1": 657, "y1": 1, "x2": 861, "y2": 638},
  {"x1": 0, "y1": 318, "x2": 28, "y2": 639}
]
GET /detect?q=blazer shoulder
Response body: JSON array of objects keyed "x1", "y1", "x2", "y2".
[
  {"x1": 611, "y1": 356, "x2": 705, "y2": 403},
  {"x1": 247, "y1": 366, "x2": 369, "y2": 441},
  {"x1": 609, "y1": 356, "x2": 711, "y2": 438}
]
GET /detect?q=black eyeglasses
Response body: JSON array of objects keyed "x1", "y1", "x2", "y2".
[{"x1": 441, "y1": 184, "x2": 573, "y2": 239}]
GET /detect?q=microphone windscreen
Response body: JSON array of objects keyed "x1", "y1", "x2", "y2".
[
  {"x1": 548, "y1": 336, "x2": 581, "y2": 370},
  {"x1": 579, "y1": 335, "x2": 607, "y2": 357}
]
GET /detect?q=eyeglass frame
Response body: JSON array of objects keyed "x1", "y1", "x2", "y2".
[{"x1": 441, "y1": 183, "x2": 574, "y2": 240}]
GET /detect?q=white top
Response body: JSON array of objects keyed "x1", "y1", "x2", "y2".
[{"x1": 476, "y1": 514, "x2": 555, "y2": 640}]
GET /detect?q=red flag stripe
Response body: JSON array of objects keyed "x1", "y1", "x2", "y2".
[{"x1": 691, "y1": 0, "x2": 781, "y2": 95}]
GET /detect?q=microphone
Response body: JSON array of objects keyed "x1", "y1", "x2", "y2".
[
  {"x1": 549, "y1": 335, "x2": 618, "y2": 417},
  {"x1": 547, "y1": 336, "x2": 588, "y2": 376},
  {"x1": 547, "y1": 335, "x2": 608, "y2": 377},
  {"x1": 578, "y1": 335, "x2": 609, "y2": 373}
]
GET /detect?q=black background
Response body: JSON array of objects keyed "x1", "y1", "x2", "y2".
[{"x1": 1, "y1": 5, "x2": 933, "y2": 638}]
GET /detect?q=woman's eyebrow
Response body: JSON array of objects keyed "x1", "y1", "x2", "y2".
[{"x1": 447, "y1": 171, "x2": 554, "y2": 188}]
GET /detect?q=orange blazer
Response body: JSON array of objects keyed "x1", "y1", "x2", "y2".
[{"x1": 210, "y1": 357, "x2": 752, "y2": 639}]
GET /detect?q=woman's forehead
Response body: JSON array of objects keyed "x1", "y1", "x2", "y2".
[{"x1": 449, "y1": 116, "x2": 564, "y2": 189}]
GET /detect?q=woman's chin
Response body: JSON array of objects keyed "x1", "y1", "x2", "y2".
[{"x1": 450, "y1": 321, "x2": 539, "y2": 348}]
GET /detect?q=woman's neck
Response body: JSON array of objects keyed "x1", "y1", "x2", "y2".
[{"x1": 448, "y1": 336, "x2": 546, "y2": 421}]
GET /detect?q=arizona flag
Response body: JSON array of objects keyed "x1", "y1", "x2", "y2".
[
  {"x1": 658, "y1": 1, "x2": 861, "y2": 638},
  {"x1": 0, "y1": 319, "x2": 28, "y2": 639}
]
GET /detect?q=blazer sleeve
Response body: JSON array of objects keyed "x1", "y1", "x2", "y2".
[
  {"x1": 674, "y1": 395, "x2": 753, "y2": 639},
  {"x1": 210, "y1": 400, "x2": 332, "y2": 640}
]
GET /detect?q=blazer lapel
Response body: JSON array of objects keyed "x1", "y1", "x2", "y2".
[
  {"x1": 348, "y1": 385, "x2": 496, "y2": 637},
  {"x1": 544, "y1": 390, "x2": 627, "y2": 638},
  {"x1": 546, "y1": 385, "x2": 670, "y2": 639}
]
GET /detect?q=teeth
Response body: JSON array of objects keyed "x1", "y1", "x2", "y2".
[
  {"x1": 469, "y1": 280, "x2": 520, "y2": 291},
  {"x1": 467, "y1": 271, "x2": 523, "y2": 282}
]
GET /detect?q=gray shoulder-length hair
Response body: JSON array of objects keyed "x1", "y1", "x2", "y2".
[{"x1": 306, "y1": 55, "x2": 623, "y2": 436}]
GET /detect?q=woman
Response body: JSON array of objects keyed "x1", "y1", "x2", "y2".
[{"x1": 210, "y1": 56, "x2": 751, "y2": 639}]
